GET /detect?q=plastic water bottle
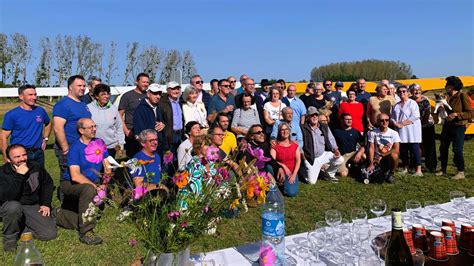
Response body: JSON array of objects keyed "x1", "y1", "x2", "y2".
[
  {"x1": 13, "y1": 232, "x2": 44, "y2": 266},
  {"x1": 260, "y1": 185, "x2": 285, "y2": 265}
]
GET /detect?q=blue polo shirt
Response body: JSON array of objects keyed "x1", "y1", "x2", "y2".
[
  {"x1": 2, "y1": 106, "x2": 50, "y2": 149},
  {"x1": 53, "y1": 96, "x2": 91, "y2": 144},
  {"x1": 64, "y1": 138, "x2": 109, "y2": 182},
  {"x1": 208, "y1": 94, "x2": 235, "y2": 116},
  {"x1": 131, "y1": 151, "x2": 162, "y2": 184}
]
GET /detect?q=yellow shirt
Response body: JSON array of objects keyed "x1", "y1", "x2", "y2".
[{"x1": 220, "y1": 130, "x2": 237, "y2": 155}]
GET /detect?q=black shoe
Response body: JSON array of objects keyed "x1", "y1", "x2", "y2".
[
  {"x1": 3, "y1": 241, "x2": 17, "y2": 252},
  {"x1": 319, "y1": 170, "x2": 331, "y2": 181},
  {"x1": 79, "y1": 231, "x2": 103, "y2": 245},
  {"x1": 386, "y1": 174, "x2": 395, "y2": 184}
]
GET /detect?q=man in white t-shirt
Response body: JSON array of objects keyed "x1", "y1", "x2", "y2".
[{"x1": 367, "y1": 113, "x2": 400, "y2": 183}]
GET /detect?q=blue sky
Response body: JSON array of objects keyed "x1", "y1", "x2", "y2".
[{"x1": 1, "y1": 0, "x2": 473, "y2": 84}]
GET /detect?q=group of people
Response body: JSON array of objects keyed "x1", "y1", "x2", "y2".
[{"x1": 1, "y1": 73, "x2": 472, "y2": 251}]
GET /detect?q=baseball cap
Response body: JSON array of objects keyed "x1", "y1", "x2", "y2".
[
  {"x1": 335, "y1": 81, "x2": 344, "y2": 88},
  {"x1": 307, "y1": 106, "x2": 319, "y2": 116},
  {"x1": 167, "y1": 81, "x2": 181, "y2": 88},
  {"x1": 148, "y1": 83, "x2": 165, "y2": 93}
]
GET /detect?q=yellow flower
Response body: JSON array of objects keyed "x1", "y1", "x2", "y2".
[{"x1": 230, "y1": 199, "x2": 240, "y2": 209}]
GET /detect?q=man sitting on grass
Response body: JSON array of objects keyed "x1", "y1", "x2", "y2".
[{"x1": 0, "y1": 144, "x2": 56, "y2": 252}]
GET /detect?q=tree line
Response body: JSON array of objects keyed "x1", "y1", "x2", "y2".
[
  {"x1": 0, "y1": 33, "x2": 197, "y2": 87},
  {"x1": 310, "y1": 59, "x2": 415, "y2": 82}
]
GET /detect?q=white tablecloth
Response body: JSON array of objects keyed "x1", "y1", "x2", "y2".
[{"x1": 190, "y1": 197, "x2": 473, "y2": 265}]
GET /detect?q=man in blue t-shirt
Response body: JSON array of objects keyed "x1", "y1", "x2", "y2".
[
  {"x1": 52, "y1": 75, "x2": 92, "y2": 182},
  {"x1": 56, "y1": 118, "x2": 111, "y2": 245},
  {"x1": 1, "y1": 85, "x2": 51, "y2": 167},
  {"x1": 333, "y1": 113, "x2": 366, "y2": 177},
  {"x1": 131, "y1": 129, "x2": 162, "y2": 189}
]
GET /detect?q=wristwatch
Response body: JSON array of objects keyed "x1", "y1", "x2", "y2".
[{"x1": 43, "y1": 137, "x2": 49, "y2": 141}]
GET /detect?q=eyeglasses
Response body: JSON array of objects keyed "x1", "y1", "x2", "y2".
[
  {"x1": 212, "y1": 133, "x2": 225, "y2": 137},
  {"x1": 194, "y1": 81, "x2": 204, "y2": 84},
  {"x1": 319, "y1": 120, "x2": 328, "y2": 123},
  {"x1": 246, "y1": 83, "x2": 255, "y2": 86},
  {"x1": 82, "y1": 125, "x2": 97, "y2": 130},
  {"x1": 229, "y1": 80, "x2": 236, "y2": 83},
  {"x1": 324, "y1": 83, "x2": 332, "y2": 87},
  {"x1": 220, "y1": 85, "x2": 230, "y2": 88},
  {"x1": 146, "y1": 138, "x2": 158, "y2": 142},
  {"x1": 280, "y1": 128, "x2": 290, "y2": 132},
  {"x1": 378, "y1": 119, "x2": 390, "y2": 123},
  {"x1": 252, "y1": 130, "x2": 264, "y2": 135},
  {"x1": 169, "y1": 87, "x2": 181, "y2": 91},
  {"x1": 344, "y1": 118, "x2": 352, "y2": 121},
  {"x1": 398, "y1": 90, "x2": 407, "y2": 94}
]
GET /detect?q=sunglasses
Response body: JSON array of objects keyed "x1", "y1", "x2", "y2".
[
  {"x1": 324, "y1": 83, "x2": 332, "y2": 86},
  {"x1": 169, "y1": 87, "x2": 180, "y2": 91},
  {"x1": 220, "y1": 85, "x2": 230, "y2": 88},
  {"x1": 229, "y1": 80, "x2": 236, "y2": 83},
  {"x1": 194, "y1": 81, "x2": 204, "y2": 84},
  {"x1": 398, "y1": 90, "x2": 407, "y2": 94},
  {"x1": 378, "y1": 119, "x2": 390, "y2": 122},
  {"x1": 252, "y1": 130, "x2": 264, "y2": 135}
]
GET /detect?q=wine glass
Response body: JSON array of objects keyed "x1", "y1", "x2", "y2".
[
  {"x1": 370, "y1": 228, "x2": 388, "y2": 262},
  {"x1": 354, "y1": 222, "x2": 371, "y2": 254},
  {"x1": 370, "y1": 199, "x2": 387, "y2": 219},
  {"x1": 351, "y1": 207, "x2": 368, "y2": 225},
  {"x1": 307, "y1": 221, "x2": 327, "y2": 265},
  {"x1": 449, "y1": 191, "x2": 466, "y2": 215},
  {"x1": 405, "y1": 200, "x2": 422, "y2": 224},
  {"x1": 325, "y1": 210, "x2": 342, "y2": 240},
  {"x1": 424, "y1": 200, "x2": 439, "y2": 227}
]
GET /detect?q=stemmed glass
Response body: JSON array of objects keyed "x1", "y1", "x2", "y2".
[
  {"x1": 307, "y1": 221, "x2": 327, "y2": 265},
  {"x1": 354, "y1": 222, "x2": 371, "y2": 254},
  {"x1": 370, "y1": 199, "x2": 387, "y2": 230},
  {"x1": 325, "y1": 210, "x2": 342, "y2": 241},
  {"x1": 424, "y1": 200, "x2": 439, "y2": 227},
  {"x1": 351, "y1": 208, "x2": 368, "y2": 225},
  {"x1": 449, "y1": 191, "x2": 466, "y2": 215},
  {"x1": 406, "y1": 200, "x2": 422, "y2": 225},
  {"x1": 370, "y1": 228, "x2": 388, "y2": 263}
]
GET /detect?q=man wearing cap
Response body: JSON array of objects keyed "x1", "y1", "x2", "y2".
[
  {"x1": 258, "y1": 79, "x2": 271, "y2": 102},
  {"x1": 190, "y1": 75, "x2": 212, "y2": 110},
  {"x1": 335, "y1": 81, "x2": 347, "y2": 102},
  {"x1": 158, "y1": 81, "x2": 184, "y2": 163},
  {"x1": 118, "y1": 73, "x2": 149, "y2": 158},
  {"x1": 177, "y1": 121, "x2": 202, "y2": 170},
  {"x1": 133, "y1": 83, "x2": 166, "y2": 156},
  {"x1": 282, "y1": 84, "x2": 307, "y2": 125},
  {"x1": 1, "y1": 84, "x2": 51, "y2": 167},
  {"x1": 301, "y1": 106, "x2": 343, "y2": 184}
]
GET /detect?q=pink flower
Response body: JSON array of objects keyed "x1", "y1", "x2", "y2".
[
  {"x1": 217, "y1": 168, "x2": 230, "y2": 182},
  {"x1": 163, "y1": 151, "x2": 173, "y2": 165},
  {"x1": 102, "y1": 174, "x2": 111, "y2": 183},
  {"x1": 132, "y1": 186, "x2": 148, "y2": 201},
  {"x1": 259, "y1": 244, "x2": 277, "y2": 266},
  {"x1": 203, "y1": 205, "x2": 210, "y2": 214},
  {"x1": 93, "y1": 188, "x2": 107, "y2": 206},
  {"x1": 167, "y1": 211, "x2": 181, "y2": 221},
  {"x1": 180, "y1": 221, "x2": 188, "y2": 228},
  {"x1": 248, "y1": 146, "x2": 271, "y2": 169},
  {"x1": 205, "y1": 146, "x2": 220, "y2": 161},
  {"x1": 129, "y1": 238, "x2": 137, "y2": 247},
  {"x1": 85, "y1": 139, "x2": 107, "y2": 164}
]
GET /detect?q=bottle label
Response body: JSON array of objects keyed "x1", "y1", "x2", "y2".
[
  {"x1": 392, "y1": 211, "x2": 403, "y2": 230},
  {"x1": 262, "y1": 212, "x2": 285, "y2": 237}
]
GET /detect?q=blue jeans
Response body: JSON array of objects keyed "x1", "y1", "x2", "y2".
[
  {"x1": 400, "y1": 143, "x2": 421, "y2": 167},
  {"x1": 439, "y1": 124, "x2": 466, "y2": 171},
  {"x1": 26, "y1": 148, "x2": 45, "y2": 168},
  {"x1": 283, "y1": 175, "x2": 299, "y2": 197}
]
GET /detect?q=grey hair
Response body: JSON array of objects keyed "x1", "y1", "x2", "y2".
[
  {"x1": 88, "y1": 76, "x2": 102, "y2": 86},
  {"x1": 409, "y1": 83, "x2": 421, "y2": 91},
  {"x1": 182, "y1": 85, "x2": 197, "y2": 101},
  {"x1": 138, "y1": 129, "x2": 157, "y2": 143},
  {"x1": 388, "y1": 83, "x2": 396, "y2": 89},
  {"x1": 77, "y1": 118, "x2": 93, "y2": 131},
  {"x1": 282, "y1": 106, "x2": 293, "y2": 114}
]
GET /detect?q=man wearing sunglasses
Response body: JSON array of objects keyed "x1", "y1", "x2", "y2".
[
  {"x1": 190, "y1": 74, "x2": 211, "y2": 110},
  {"x1": 367, "y1": 113, "x2": 400, "y2": 183}
]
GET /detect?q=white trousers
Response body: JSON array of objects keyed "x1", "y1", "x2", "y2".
[{"x1": 304, "y1": 151, "x2": 344, "y2": 184}]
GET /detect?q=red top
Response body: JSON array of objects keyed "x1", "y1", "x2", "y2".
[
  {"x1": 274, "y1": 142, "x2": 299, "y2": 173},
  {"x1": 339, "y1": 102, "x2": 364, "y2": 133}
]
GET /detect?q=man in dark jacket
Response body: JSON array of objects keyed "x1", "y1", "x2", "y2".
[
  {"x1": 133, "y1": 83, "x2": 166, "y2": 156},
  {"x1": 158, "y1": 81, "x2": 184, "y2": 160},
  {"x1": 0, "y1": 144, "x2": 56, "y2": 252},
  {"x1": 301, "y1": 107, "x2": 343, "y2": 184}
]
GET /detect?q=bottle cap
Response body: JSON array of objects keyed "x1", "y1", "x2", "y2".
[{"x1": 20, "y1": 232, "x2": 33, "y2": 242}]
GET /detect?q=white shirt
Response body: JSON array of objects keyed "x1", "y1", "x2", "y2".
[
  {"x1": 391, "y1": 99, "x2": 422, "y2": 143},
  {"x1": 177, "y1": 139, "x2": 193, "y2": 170},
  {"x1": 264, "y1": 101, "x2": 287, "y2": 121},
  {"x1": 368, "y1": 128, "x2": 401, "y2": 157}
]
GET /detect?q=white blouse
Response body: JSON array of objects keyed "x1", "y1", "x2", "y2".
[{"x1": 391, "y1": 98, "x2": 421, "y2": 143}]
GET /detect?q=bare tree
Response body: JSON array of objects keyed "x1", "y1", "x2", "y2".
[
  {"x1": 123, "y1": 42, "x2": 139, "y2": 85},
  {"x1": 10, "y1": 33, "x2": 32, "y2": 86},
  {"x1": 159, "y1": 49, "x2": 181, "y2": 84},
  {"x1": 138, "y1": 45, "x2": 163, "y2": 83},
  {"x1": 53, "y1": 35, "x2": 75, "y2": 86},
  {"x1": 74, "y1": 35, "x2": 104, "y2": 79},
  {"x1": 181, "y1": 50, "x2": 196, "y2": 84},
  {"x1": 0, "y1": 33, "x2": 12, "y2": 84},
  {"x1": 105, "y1": 41, "x2": 117, "y2": 85},
  {"x1": 35, "y1": 37, "x2": 52, "y2": 87}
]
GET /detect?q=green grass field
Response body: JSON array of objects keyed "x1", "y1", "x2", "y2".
[{"x1": 0, "y1": 110, "x2": 473, "y2": 265}]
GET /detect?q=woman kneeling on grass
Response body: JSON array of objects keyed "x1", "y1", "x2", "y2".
[{"x1": 270, "y1": 122, "x2": 301, "y2": 197}]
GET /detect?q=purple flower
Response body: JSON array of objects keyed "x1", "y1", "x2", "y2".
[
  {"x1": 205, "y1": 146, "x2": 220, "y2": 161},
  {"x1": 132, "y1": 186, "x2": 148, "y2": 201},
  {"x1": 102, "y1": 174, "x2": 111, "y2": 183},
  {"x1": 248, "y1": 146, "x2": 271, "y2": 169},
  {"x1": 93, "y1": 188, "x2": 107, "y2": 206},
  {"x1": 167, "y1": 210, "x2": 181, "y2": 221},
  {"x1": 217, "y1": 168, "x2": 230, "y2": 181},
  {"x1": 163, "y1": 151, "x2": 174, "y2": 165},
  {"x1": 84, "y1": 139, "x2": 107, "y2": 164},
  {"x1": 259, "y1": 244, "x2": 276, "y2": 266},
  {"x1": 129, "y1": 238, "x2": 137, "y2": 247},
  {"x1": 180, "y1": 221, "x2": 188, "y2": 228},
  {"x1": 203, "y1": 205, "x2": 210, "y2": 214}
]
